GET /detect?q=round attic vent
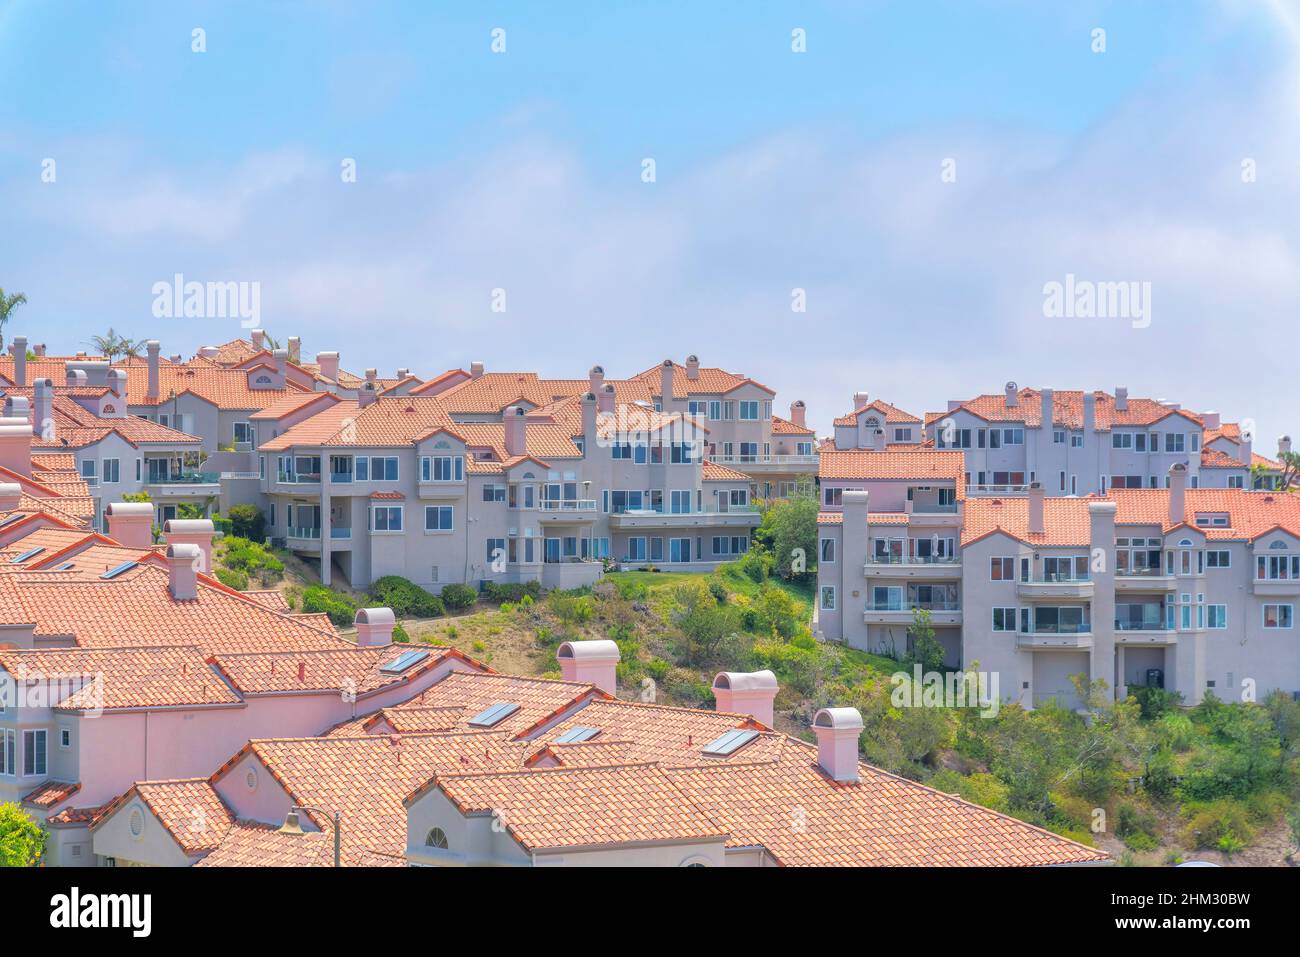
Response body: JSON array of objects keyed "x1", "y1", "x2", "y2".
[
  {"x1": 245, "y1": 769, "x2": 258, "y2": 791},
  {"x1": 128, "y1": 807, "x2": 145, "y2": 839}
]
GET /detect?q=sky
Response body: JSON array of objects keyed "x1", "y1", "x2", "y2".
[{"x1": 1, "y1": 0, "x2": 1298, "y2": 445}]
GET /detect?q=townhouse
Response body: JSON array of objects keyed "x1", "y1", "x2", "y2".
[
  {"x1": 84, "y1": 639, "x2": 1106, "y2": 868},
  {"x1": 830, "y1": 391, "x2": 925, "y2": 450},
  {"x1": 818, "y1": 459, "x2": 1300, "y2": 711},
  {"x1": 255, "y1": 388, "x2": 760, "y2": 590}
]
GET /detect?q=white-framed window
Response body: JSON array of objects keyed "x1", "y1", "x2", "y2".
[
  {"x1": 1263, "y1": 604, "x2": 1293, "y2": 629},
  {"x1": 1112, "y1": 432, "x2": 1133, "y2": 450},
  {"x1": 1166, "y1": 433, "x2": 1186, "y2": 453},
  {"x1": 423, "y1": 506, "x2": 453, "y2": 531},
  {"x1": 357, "y1": 456, "x2": 399, "y2": 481},
  {"x1": 1071, "y1": 433, "x2": 1084, "y2": 448},
  {"x1": 823, "y1": 487, "x2": 843, "y2": 507},
  {"x1": 627, "y1": 537, "x2": 646, "y2": 561},
  {"x1": 60, "y1": 728, "x2": 71, "y2": 749},
  {"x1": 1206, "y1": 550, "x2": 1230, "y2": 568},
  {"x1": 0, "y1": 729, "x2": 14, "y2": 775},
  {"x1": 1053, "y1": 429, "x2": 1065, "y2": 444},
  {"x1": 22, "y1": 729, "x2": 46, "y2": 776},
  {"x1": 1207, "y1": 605, "x2": 1227, "y2": 629},
  {"x1": 234, "y1": 421, "x2": 254, "y2": 445},
  {"x1": 990, "y1": 557, "x2": 1014, "y2": 581},
  {"x1": 486, "y1": 538, "x2": 506, "y2": 564},
  {"x1": 820, "y1": 586, "x2": 836, "y2": 611},
  {"x1": 1257, "y1": 552, "x2": 1300, "y2": 580},
  {"x1": 80, "y1": 459, "x2": 98, "y2": 486},
  {"x1": 421, "y1": 455, "x2": 464, "y2": 482},
  {"x1": 101, "y1": 458, "x2": 120, "y2": 484},
  {"x1": 669, "y1": 537, "x2": 691, "y2": 563},
  {"x1": 370, "y1": 505, "x2": 403, "y2": 532},
  {"x1": 820, "y1": 538, "x2": 836, "y2": 564},
  {"x1": 992, "y1": 607, "x2": 1017, "y2": 631},
  {"x1": 738, "y1": 400, "x2": 760, "y2": 420}
]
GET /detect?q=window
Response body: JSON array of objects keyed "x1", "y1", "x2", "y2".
[
  {"x1": 820, "y1": 586, "x2": 836, "y2": 611},
  {"x1": 894, "y1": 427, "x2": 912, "y2": 442},
  {"x1": 423, "y1": 506, "x2": 453, "y2": 531},
  {"x1": 1002, "y1": 428, "x2": 1024, "y2": 445},
  {"x1": 1207, "y1": 605, "x2": 1227, "y2": 629},
  {"x1": 992, "y1": 607, "x2": 1016, "y2": 631},
  {"x1": 101, "y1": 458, "x2": 120, "y2": 484},
  {"x1": 1166, "y1": 433, "x2": 1186, "y2": 453},
  {"x1": 486, "y1": 538, "x2": 506, "y2": 564},
  {"x1": 1042, "y1": 556, "x2": 1089, "y2": 582},
  {"x1": 937, "y1": 428, "x2": 972, "y2": 449},
  {"x1": 421, "y1": 455, "x2": 464, "y2": 482},
  {"x1": 1263, "y1": 604, "x2": 1293, "y2": 629},
  {"x1": 990, "y1": 557, "x2": 1014, "y2": 581},
  {"x1": 871, "y1": 586, "x2": 903, "y2": 610},
  {"x1": 738, "y1": 400, "x2": 759, "y2": 420},
  {"x1": 1112, "y1": 432, "x2": 1133, "y2": 450},
  {"x1": 368, "y1": 456, "x2": 399, "y2": 481},
  {"x1": 823, "y1": 487, "x2": 843, "y2": 507},
  {"x1": 23, "y1": 729, "x2": 46, "y2": 776},
  {"x1": 626, "y1": 537, "x2": 646, "y2": 561},
  {"x1": 60, "y1": 729, "x2": 71, "y2": 748},
  {"x1": 1053, "y1": 429, "x2": 1065, "y2": 444},
  {"x1": 669, "y1": 538, "x2": 691, "y2": 563},
  {"x1": 371, "y1": 505, "x2": 403, "y2": 531},
  {"x1": 0, "y1": 729, "x2": 14, "y2": 775},
  {"x1": 1071, "y1": 433, "x2": 1084, "y2": 448},
  {"x1": 425, "y1": 827, "x2": 449, "y2": 850},
  {"x1": 234, "y1": 421, "x2": 254, "y2": 445},
  {"x1": 482, "y1": 483, "x2": 506, "y2": 502},
  {"x1": 1258, "y1": 553, "x2": 1300, "y2": 580},
  {"x1": 1206, "y1": 550, "x2": 1230, "y2": 568},
  {"x1": 820, "y1": 538, "x2": 836, "y2": 564},
  {"x1": 670, "y1": 490, "x2": 692, "y2": 514},
  {"x1": 80, "y1": 459, "x2": 97, "y2": 486}
]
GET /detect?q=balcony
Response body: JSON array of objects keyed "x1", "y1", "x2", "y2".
[
  {"x1": 1017, "y1": 576, "x2": 1094, "y2": 600},
  {"x1": 330, "y1": 527, "x2": 352, "y2": 540},
  {"x1": 1115, "y1": 569, "x2": 1176, "y2": 592},
  {"x1": 863, "y1": 599, "x2": 962, "y2": 626},
  {"x1": 608, "y1": 503, "x2": 761, "y2": 529},
  {"x1": 541, "y1": 558, "x2": 604, "y2": 590},
  {"x1": 286, "y1": 526, "x2": 322, "y2": 550},
  {"x1": 1251, "y1": 578, "x2": 1300, "y2": 597},
  {"x1": 537, "y1": 500, "x2": 599, "y2": 523},
  {"x1": 863, "y1": 556, "x2": 962, "y2": 580},
  {"x1": 276, "y1": 472, "x2": 321, "y2": 487},
  {"x1": 418, "y1": 479, "x2": 466, "y2": 500},
  {"x1": 145, "y1": 471, "x2": 222, "y2": 496},
  {"x1": 1114, "y1": 621, "x2": 1177, "y2": 645},
  {"x1": 711, "y1": 453, "x2": 819, "y2": 472},
  {"x1": 967, "y1": 484, "x2": 1029, "y2": 496},
  {"x1": 1017, "y1": 626, "x2": 1094, "y2": 650}
]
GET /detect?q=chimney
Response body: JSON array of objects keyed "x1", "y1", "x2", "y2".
[
  {"x1": 34, "y1": 344, "x2": 46, "y2": 357},
  {"x1": 946, "y1": 399, "x2": 962, "y2": 412},
  {"x1": 1280, "y1": 435, "x2": 1292, "y2": 457},
  {"x1": 1040, "y1": 388, "x2": 1053, "y2": 433},
  {"x1": 357, "y1": 381, "x2": 378, "y2": 408},
  {"x1": 1088, "y1": 500, "x2": 1117, "y2": 571},
  {"x1": 1168, "y1": 463, "x2": 1187, "y2": 525},
  {"x1": 146, "y1": 340, "x2": 160, "y2": 400},
  {"x1": 470, "y1": 361, "x2": 485, "y2": 379},
  {"x1": 790, "y1": 400, "x2": 806, "y2": 429},
  {"x1": 0, "y1": 483, "x2": 20, "y2": 511},
  {"x1": 588, "y1": 364, "x2": 604, "y2": 395},
  {"x1": 556, "y1": 639, "x2": 620, "y2": 694},
  {"x1": 65, "y1": 368, "x2": 87, "y2": 388},
  {"x1": 1201, "y1": 411, "x2": 1220, "y2": 431},
  {"x1": 32, "y1": 380, "x2": 53, "y2": 441},
  {"x1": 852, "y1": 391, "x2": 869, "y2": 411},
  {"x1": 685, "y1": 354, "x2": 700, "y2": 381},
  {"x1": 659, "y1": 359, "x2": 675, "y2": 411},
  {"x1": 396, "y1": 368, "x2": 410, "y2": 379},
  {"x1": 504, "y1": 405, "x2": 527, "y2": 457},
  {"x1": 581, "y1": 392, "x2": 598, "y2": 456},
  {"x1": 12, "y1": 336, "x2": 26, "y2": 387},
  {"x1": 1114, "y1": 386, "x2": 1128, "y2": 412},
  {"x1": 1004, "y1": 381, "x2": 1018, "y2": 408},
  {"x1": 1238, "y1": 429, "x2": 1252, "y2": 466},
  {"x1": 250, "y1": 329, "x2": 265, "y2": 351},
  {"x1": 365, "y1": 368, "x2": 377, "y2": 382},
  {"x1": 355, "y1": 607, "x2": 396, "y2": 647},
  {"x1": 0, "y1": 418, "x2": 32, "y2": 475},
  {"x1": 165, "y1": 543, "x2": 200, "y2": 600},
  {"x1": 198, "y1": 345, "x2": 220, "y2": 360},
  {"x1": 169, "y1": 354, "x2": 182, "y2": 364},
  {"x1": 597, "y1": 383, "x2": 616, "y2": 414},
  {"x1": 1083, "y1": 392, "x2": 1097, "y2": 434},
  {"x1": 812, "y1": 707, "x2": 863, "y2": 783},
  {"x1": 1028, "y1": 481, "x2": 1045, "y2": 534},
  {"x1": 107, "y1": 368, "x2": 127, "y2": 400},
  {"x1": 316, "y1": 351, "x2": 340, "y2": 381},
  {"x1": 163, "y1": 518, "x2": 215, "y2": 574},
  {"x1": 272, "y1": 349, "x2": 288, "y2": 379},
  {"x1": 712, "y1": 670, "x2": 778, "y2": 726},
  {"x1": 287, "y1": 336, "x2": 301, "y2": 364},
  {"x1": 3, "y1": 395, "x2": 29, "y2": 422},
  {"x1": 106, "y1": 502, "x2": 154, "y2": 550}
]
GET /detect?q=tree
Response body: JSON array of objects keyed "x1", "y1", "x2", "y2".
[
  {"x1": 902, "y1": 607, "x2": 946, "y2": 673},
  {"x1": 1254, "y1": 451, "x2": 1300, "y2": 492},
  {"x1": 0, "y1": 803, "x2": 45, "y2": 867},
  {"x1": 0, "y1": 288, "x2": 27, "y2": 349},
  {"x1": 90, "y1": 328, "x2": 142, "y2": 365},
  {"x1": 670, "y1": 579, "x2": 739, "y2": 664},
  {"x1": 758, "y1": 490, "x2": 819, "y2": 579}
]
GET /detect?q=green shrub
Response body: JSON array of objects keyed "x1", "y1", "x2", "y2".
[
  {"x1": 368, "y1": 576, "x2": 446, "y2": 618},
  {"x1": 548, "y1": 591, "x2": 594, "y2": 625},
  {"x1": 736, "y1": 549, "x2": 771, "y2": 584},
  {"x1": 215, "y1": 567, "x2": 249, "y2": 591},
  {"x1": 1116, "y1": 803, "x2": 1160, "y2": 851},
  {"x1": 212, "y1": 515, "x2": 233, "y2": 535},
  {"x1": 613, "y1": 578, "x2": 649, "y2": 601},
  {"x1": 1130, "y1": 685, "x2": 1183, "y2": 720},
  {"x1": 482, "y1": 580, "x2": 541, "y2": 602},
  {"x1": 300, "y1": 585, "x2": 358, "y2": 627},
  {"x1": 226, "y1": 504, "x2": 266, "y2": 541},
  {"x1": 439, "y1": 583, "x2": 477, "y2": 610},
  {"x1": 392, "y1": 622, "x2": 410, "y2": 644},
  {"x1": 220, "y1": 536, "x2": 284, "y2": 584},
  {"x1": 1181, "y1": 799, "x2": 1255, "y2": 850},
  {"x1": 707, "y1": 578, "x2": 729, "y2": 604}
]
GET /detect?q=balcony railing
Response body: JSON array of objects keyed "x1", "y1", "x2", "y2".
[
  {"x1": 288, "y1": 526, "x2": 322, "y2": 540},
  {"x1": 711, "y1": 454, "x2": 819, "y2": 468},
  {"x1": 1027, "y1": 572, "x2": 1091, "y2": 584},
  {"x1": 867, "y1": 599, "x2": 961, "y2": 612},
  {"x1": 910, "y1": 502, "x2": 958, "y2": 514},
  {"x1": 277, "y1": 472, "x2": 321, "y2": 484},
  {"x1": 221, "y1": 471, "x2": 260, "y2": 480},
  {"x1": 1115, "y1": 619, "x2": 1167, "y2": 631},
  {"x1": 614, "y1": 503, "x2": 758, "y2": 516},
  {"x1": 539, "y1": 499, "x2": 598, "y2": 512},
  {"x1": 1116, "y1": 567, "x2": 1166, "y2": 577},
  {"x1": 329, "y1": 471, "x2": 353, "y2": 484},
  {"x1": 330, "y1": 527, "x2": 352, "y2": 539},
  {"x1": 869, "y1": 555, "x2": 960, "y2": 565},
  {"x1": 1026, "y1": 622, "x2": 1092, "y2": 635},
  {"x1": 967, "y1": 484, "x2": 1029, "y2": 496},
  {"x1": 148, "y1": 471, "x2": 221, "y2": 485}
]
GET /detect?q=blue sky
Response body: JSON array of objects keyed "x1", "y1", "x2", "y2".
[{"x1": 2, "y1": 0, "x2": 1298, "y2": 443}]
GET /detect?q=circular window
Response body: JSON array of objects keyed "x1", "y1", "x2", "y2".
[
  {"x1": 128, "y1": 807, "x2": 145, "y2": 840},
  {"x1": 245, "y1": 769, "x2": 258, "y2": 791},
  {"x1": 425, "y1": 827, "x2": 449, "y2": 850}
]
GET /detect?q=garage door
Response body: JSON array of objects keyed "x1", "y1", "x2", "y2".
[{"x1": 1032, "y1": 652, "x2": 1090, "y2": 710}]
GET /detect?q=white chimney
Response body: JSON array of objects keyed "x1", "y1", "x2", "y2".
[
  {"x1": 34, "y1": 344, "x2": 46, "y2": 356},
  {"x1": 0, "y1": 419, "x2": 32, "y2": 475},
  {"x1": 588, "y1": 364, "x2": 604, "y2": 395},
  {"x1": 469, "y1": 361, "x2": 485, "y2": 379},
  {"x1": 581, "y1": 392, "x2": 598, "y2": 456},
  {"x1": 853, "y1": 391, "x2": 870, "y2": 411},
  {"x1": 163, "y1": 518, "x2": 215, "y2": 575},
  {"x1": 107, "y1": 368, "x2": 128, "y2": 400},
  {"x1": 357, "y1": 381, "x2": 378, "y2": 408},
  {"x1": 1114, "y1": 386, "x2": 1128, "y2": 412},
  {"x1": 1004, "y1": 381, "x2": 1019, "y2": 408},
  {"x1": 557, "y1": 639, "x2": 620, "y2": 694},
  {"x1": 1040, "y1": 388, "x2": 1054, "y2": 433},
  {"x1": 106, "y1": 502, "x2": 154, "y2": 550},
  {"x1": 1168, "y1": 463, "x2": 1187, "y2": 525},
  {"x1": 32, "y1": 380, "x2": 53, "y2": 441},
  {"x1": 659, "y1": 359, "x2": 675, "y2": 411},
  {"x1": 316, "y1": 351, "x2": 340, "y2": 381},
  {"x1": 1083, "y1": 392, "x2": 1097, "y2": 434},
  {"x1": 504, "y1": 405, "x2": 527, "y2": 457},
  {"x1": 790, "y1": 400, "x2": 806, "y2": 429},
  {"x1": 813, "y1": 707, "x2": 863, "y2": 783},
  {"x1": 65, "y1": 368, "x2": 87, "y2": 388},
  {"x1": 396, "y1": 368, "x2": 410, "y2": 379},
  {"x1": 685, "y1": 354, "x2": 700, "y2": 381},
  {"x1": 4, "y1": 395, "x2": 29, "y2": 422},
  {"x1": 1238, "y1": 430, "x2": 1252, "y2": 466},
  {"x1": 1028, "y1": 481, "x2": 1045, "y2": 534},
  {"x1": 355, "y1": 607, "x2": 396, "y2": 647},
  {"x1": 1201, "y1": 411, "x2": 1221, "y2": 431},
  {"x1": 364, "y1": 368, "x2": 377, "y2": 382},
  {"x1": 272, "y1": 349, "x2": 288, "y2": 379},
  {"x1": 0, "y1": 483, "x2": 20, "y2": 511},
  {"x1": 198, "y1": 345, "x2": 220, "y2": 360},
  {"x1": 12, "y1": 336, "x2": 26, "y2": 387},
  {"x1": 250, "y1": 329, "x2": 265, "y2": 351},
  {"x1": 597, "y1": 383, "x2": 616, "y2": 414},
  {"x1": 287, "y1": 336, "x2": 301, "y2": 365},
  {"x1": 165, "y1": 543, "x2": 200, "y2": 600},
  {"x1": 1280, "y1": 435, "x2": 1292, "y2": 457},
  {"x1": 712, "y1": 670, "x2": 778, "y2": 727},
  {"x1": 146, "y1": 340, "x2": 161, "y2": 400}
]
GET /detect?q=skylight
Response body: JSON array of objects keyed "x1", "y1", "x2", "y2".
[
  {"x1": 467, "y1": 702, "x2": 521, "y2": 728},
  {"x1": 378, "y1": 650, "x2": 430, "y2": 675},
  {"x1": 100, "y1": 560, "x2": 138, "y2": 580},
  {"x1": 0, "y1": 514, "x2": 25, "y2": 529},
  {"x1": 702, "y1": 728, "x2": 759, "y2": 757},
  {"x1": 9, "y1": 546, "x2": 44, "y2": 563},
  {"x1": 556, "y1": 726, "x2": 600, "y2": 744}
]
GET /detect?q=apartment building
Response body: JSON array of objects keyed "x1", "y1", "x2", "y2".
[
  {"x1": 79, "y1": 638, "x2": 1105, "y2": 867},
  {"x1": 1198, "y1": 414, "x2": 1288, "y2": 489},
  {"x1": 256, "y1": 389, "x2": 760, "y2": 590},
  {"x1": 818, "y1": 460, "x2": 1300, "y2": 711},
  {"x1": 830, "y1": 392, "x2": 925, "y2": 450}
]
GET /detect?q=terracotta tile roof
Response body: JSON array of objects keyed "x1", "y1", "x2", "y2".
[
  {"x1": 664, "y1": 739, "x2": 1107, "y2": 866},
  {"x1": 429, "y1": 372, "x2": 591, "y2": 414},
  {"x1": 701, "y1": 460, "x2": 752, "y2": 482},
  {"x1": 401, "y1": 670, "x2": 607, "y2": 737},
  {"x1": 631, "y1": 362, "x2": 775, "y2": 399},
  {"x1": 93, "y1": 779, "x2": 235, "y2": 854},
  {"x1": 1200, "y1": 448, "x2": 1247, "y2": 469},
  {"x1": 818, "y1": 448, "x2": 966, "y2": 489},
  {"x1": 7, "y1": 390, "x2": 200, "y2": 449},
  {"x1": 1110, "y1": 487, "x2": 1300, "y2": 540},
  {"x1": 256, "y1": 400, "x2": 361, "y2": 451},
  {"x1": 833, "y1": 399, "x2": 921, "y2": 427},
  {"x1": 0, "y1": 463, "x2": 95, "y2": 523},
  {"x1": 0, "y1": 646, "x2": 241, "y2": 710},
  {"x1": 241, "y1": 589, "x2": 290, "y2": 612},
  {"x1": 926, "y1": 389, "x2": 1201, "y2": 432},
  {"x1": 771, "y1": 414, "x2": 815, "y2": 435},
  {"x1": 816, "y1": 510, "x2": 912, "y2": 526},
  {"x1": 432, "y1": 763, "x2": 729, "y2": 851},
  {"x1": 46, "y1": 804, "x2": 108, "y2": 826},
  {"x1": 962, "y1": 496, "x2": 1096, "y2": 547},
  {"x1": 121, "y1": 363, "x2": 311, "y2": 409},
  {"x1": 194, "y1": 821, "x2": 340, "y2": 867},
  {"x1": 248, "y1": 391, "x2": 340, "y2": 421},
  {"x1": 209, "y1": 645, "x2": 476, "y2": 697},
  {"x1": 23, "y1": 780, "x2": 81, "y2": 808}
]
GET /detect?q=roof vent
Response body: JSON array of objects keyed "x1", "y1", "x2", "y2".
[{"x1": 812, "y1": 707, "x2": 864, "y2": 782}]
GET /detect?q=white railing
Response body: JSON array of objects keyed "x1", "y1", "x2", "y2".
[
  {"x1": 712, "y1": 454, "x2": 819, "y2": 468},
  {"x1": 220, "y1": 471, "x2": 260, "y2": 480},
  {"x1": 539, "y1": 499, "x2": 598, "y2": 512},
  {"x1": 967, "y1": 484, "x2": 1029, "y2": 496}
]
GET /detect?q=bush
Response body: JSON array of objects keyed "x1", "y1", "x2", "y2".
[
  {"x1": 368, "y1": 576, "x2": 446, "y2": 618},
  {"x1": 212, "y1": 515, "x2": 233, "y2": 535},
  {"x1": 220, "y1": 536, "x2": 284, "y2": 585},
  {"x1": 392, "y1": 622, "x2": 410, "y2": 644},
  {"x1": 215, "y1": 567, "x2": 249, "y2": 591},
  {"x1": 1130, "y1": 685, "x2": 1183, "y2": 720},
  {"x1": 226, "y1": 504, "x2": 266, "y2": 541},
  {"x1": 300, "y1": 585, "x2": 358, "y2": 627},
  {"x1": 0, "y1": 802, "x2": 46, "y2": 866},
  {"x1": 1181, "y1": 800, "x2": 1255, "y2": 850},
  {"x1": 439, "y1": 583, "x2": 477, "y2": 610},
  {"x1": 548, "y1": 591, "x2": 595, "y2": 625},
  {"x1": 1116, "y1": 803, "x2": 1160, "y2": 851},
  {"x1": 613, "y1": 577, "x2": 649, "y2": 601},
  {"x1": 736, "y1": 549, "x2": 771, "y2": 584},
  {"x1": 707, "y1": 578, "x2": 729, "y2": 604},
  {"x1": 482, "y1": 580, "x2": 542, "y2": 603}
]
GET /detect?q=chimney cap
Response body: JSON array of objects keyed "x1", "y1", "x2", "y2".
[
  {"x1": 841, "y1": 489, "x2": 869, "y2": 506},
  {"x1": 582, "y1": 391, "x2": 596, "y2": 402},
  {"x1": 686, "y1": 354, "x2": 698, "y2": 363},
  {"x1": 163, "y1": 518, "x2": 215, "y2": 534},
  {"x1": 1169, "y1": 462, "x2": 1188, "y2": 474},
  {"x1": 791, "y1": 399, "x2": 805, "y2": 409},
  {"x1": 662, "y1": 359, "x2": 674, "y2": 367},
  {"x1": 105, "y1": 502, "x2": 154, "y2": 518},
  {"x1": 557, "y1": 639, "x2": 620, "y2": 663},
  {"x1": 165, "y1": 542, "x2": 201, "y2": 561},
  {"x1": 713, "y1": 670, "x2": 777, "y2": 692},
  {"x1": 813, "y1": 707, "x2": 864, "y2": 732},
  {"x1": 355, "y1": 607, "x2": 396, "y2": 627},
  {"x1": 589, "y1": 364, "x2": 604, "y2": 375}
]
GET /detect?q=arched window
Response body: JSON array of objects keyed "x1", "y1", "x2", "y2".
[
  {"x1": 425, "y1": 827, "x2": 449, "y2": 850},
  {"x1": 1269, "y1": 540, "x2": 1289, "y2": 550}
]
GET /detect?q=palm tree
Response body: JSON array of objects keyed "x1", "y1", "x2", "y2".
[
  {"x1": 90, "y1": 328, "x2": 141, "y2": 365},
  {"x1": 0, "y1": 288, "x2": 28, "y2": 350}
]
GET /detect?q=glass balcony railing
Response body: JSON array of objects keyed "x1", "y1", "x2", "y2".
[
  {"x1": 1027, "y1": 622, "x2": 1092, "y2": 634},
  {"x1": 867, "y1": 599, "x2": 961, "y2": 612},
  {"x1": 288, "y1": 526, "x2": 322, "y2": 539},
  {"x1": 869, "y1": 554, "x2": 960, "y2": 565},
  {"x1": 148, "y1": 471, "x2": 220, "y2": 485}
]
